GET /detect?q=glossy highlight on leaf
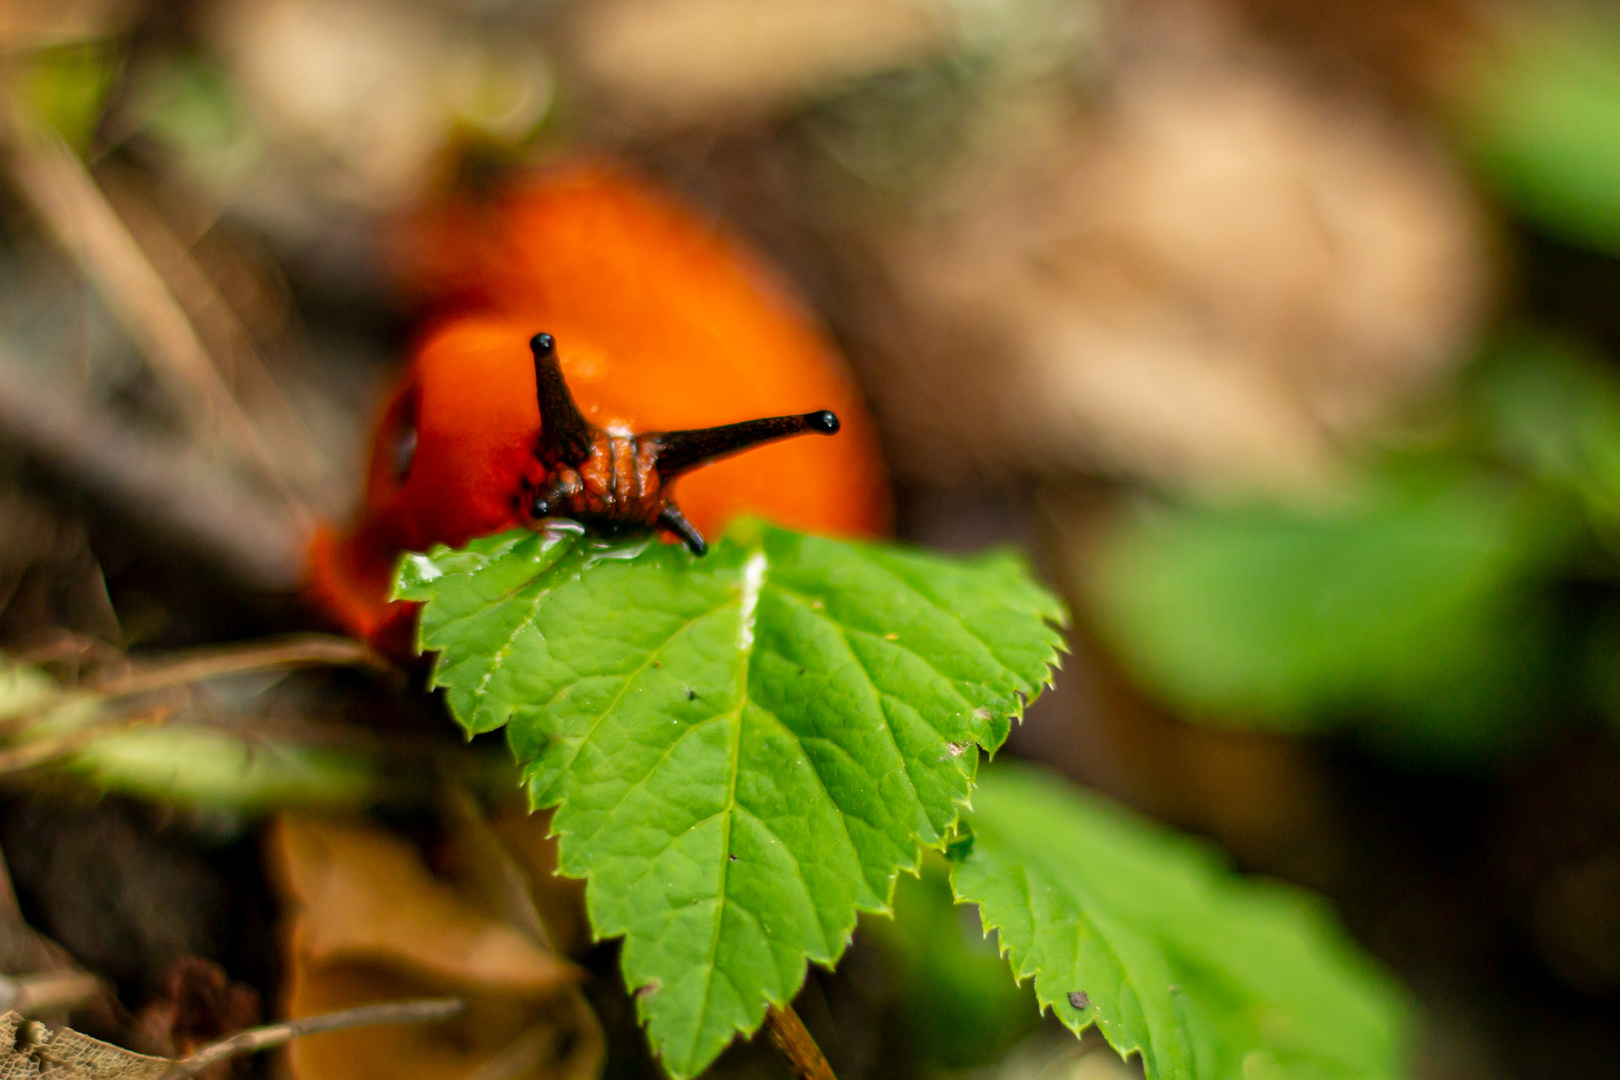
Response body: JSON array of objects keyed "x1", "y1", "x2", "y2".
[
  {"x1": 394, "y1": 520, "x2": 1066, "y2": 1077},
  {"x1": 955, "y1": 765, "x2": 1411, "y2": 1080}
]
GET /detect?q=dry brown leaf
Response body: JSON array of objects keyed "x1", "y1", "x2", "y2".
[
  {"x1": 0, "y1": 0, "x2": 135, "y2": 50},
  {"x1": 486, "y1": 808, "x2": 590, "y2": 960},
  {"x1": 268, "y1": 816, "x2": 587, "y2": 1080},
  {"x1": 568, "y1": 0, "x2": 951, "y2": 129},
  {"x1": 841, "y1": 20, "x2": 1488, "y2": 491},
  {"x1": 130, "y1": 957, "x2": 260, "y2": 1062},
  {"x1": 0, "y1": 1010, "x2": 169, "y2": 1080}
]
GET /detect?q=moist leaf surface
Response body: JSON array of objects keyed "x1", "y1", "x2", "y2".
[{"x1": 955, "y1": 765, "x2": 1411, "y2": 1080}]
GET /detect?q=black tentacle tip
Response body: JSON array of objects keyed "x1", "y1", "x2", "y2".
[
  {"x1": 659, "y1": 505, "x2": 708, "y2": 556},
  {"x1": 805, "y1": 410, "x2": 839, "y2": 435},
  {"x1": 531, "y1": 332, "x2": 556, "y2": 357}
]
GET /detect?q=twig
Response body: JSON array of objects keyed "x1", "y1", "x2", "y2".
[
  {"x1": 765, "y1": 1004, "x2": 838, "y2": 1080},
  {"x1": 92, "y1": 636, "x2": 393, "y2": 698},
  {"x1": 0, "y1": 98, "x2": 309, "y2": 523},
  {"x1": 0, "y1": 970, "x2": 105, "y2": 1016},
  {"x1": 0, "y1": 355, "x2": 304, "y2": 589},
  {"x1": 0, "y1": 707, "x2": 170, "y2": 776},
  {"x1": 163, "y1": 998, "x2": 465, "y2": 1078},
  {"x1": 97, "y1": 169, "x2": 330, "y2": 490}
]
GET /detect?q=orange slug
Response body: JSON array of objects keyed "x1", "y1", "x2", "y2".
[{"x1": 306, "y1": 164, "x2": 891, "y2": 653}]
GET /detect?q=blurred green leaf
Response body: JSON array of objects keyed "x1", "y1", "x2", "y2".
[
  {"x1": 1457, "y1": 17, "x2": 1620, "y2": 252},
  {"x1": 1, "y1": 654, "x2": 388, "y2": 812},
  {"x1": 866, "y1": 852, "x2": 1039, "y2": 1070},
  {"x1": 64, "y1": 726, "x2": 384, "y2": 812},
  {"x1": 13, "y1": 40, "x2": 122, "y2": 153},
  {"x1": 1473, "y1": 331, "x2": 1620, "y2": 536},
  {"x1": 1082, "y1": 470, "x2": 1570, "y2": 761},
  {"x1": 955, "y1": 765, "x2": 1411, "y2": 1080},
  {"x1": 125, "y1": 53, "x2": 265, "y2": 193}
]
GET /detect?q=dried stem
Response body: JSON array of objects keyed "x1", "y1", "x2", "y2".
[
  {"x1": 97, "y1": 170, "x2": 329, "y2": 489},
  {"x1": 765, "y1": 1004, "x2": 838, "y2": 1080},
  {"x1": 0, "y1": 707, "x2": 170, "y2": 775},
  {"x1": 453, "y1": 1023, "x2": 562, "y2": 1080},
  {"x1": 163, "y1": 998, "x2": 465, "y2": 1078},
  {"x1": 0, "y1": 98, "x2": 309, "y2": 523},
  {"x1": 91, "y1": 635, "x2": 393, "y2": 698},
  {"x1": 0, "y1": 970, "x2": 106, "y2": 1016},
  {"x1": 0, "y1": 356, "x2": 303, "y2": 588}
]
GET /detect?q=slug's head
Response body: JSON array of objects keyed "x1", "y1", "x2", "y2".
[{"x1": 526, "y1": 332, "x2": 838, "y2": 555}]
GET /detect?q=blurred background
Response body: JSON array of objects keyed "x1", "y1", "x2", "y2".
[{"x1": 2, "y1": 0, "x2": 1620, "y2": 1077}]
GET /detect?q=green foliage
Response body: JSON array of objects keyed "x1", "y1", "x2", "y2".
[
  {"x1": 13, "y1": 40, "x2": 123, "y2": 153},
  {"x1": 396, "y1": 520, "x2": 1066, "y2": 1078},
  {"x1": 1456, "y1": 16, "x2": 1620, "y2": 253},
  {"x1": 1080, "y1": 331, "x2": 1620, "y2": 761},
  {"x1": 955, "y1": 765, "x2": 1411, "y2": 1080},
  {"x1": 1082, "y1": 469, "x2": 1566, "y2": 760},
  {"x1": 124, "y1": 52, "x2": 265, "y2": 191},
  {"x1": 866, "y1": 852, "x2": 1039, "y2": 1070},
  {"x1": 1476, "y1": 335, "x2": 1620, "y2": 733},
  {"x1": 0, "y1": 657, "x2": 384, "y2": 811},
  {"x1": 1474, "y1": 332, "x2": 1620, "y2": 536}
]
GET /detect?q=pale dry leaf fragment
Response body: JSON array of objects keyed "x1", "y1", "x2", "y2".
[
  {"x1": 569, "y1": 0, "x2": 951, "y2": 128},
  {"x1": 859, "y1": 32, "x2": 1487, "y2": 492},
  {"x1": 0, "y1": 1010, "x2": 170, "y2": 1080},
  {"x1": 0, "y1": 0, "x2": 136, "y2": 49},
  {"x1": 206, "y1": 0, "x2": 549, "y2": 215},
  {"x1": 267, "y1": 816, "x2": 586, "y2": 1080}
]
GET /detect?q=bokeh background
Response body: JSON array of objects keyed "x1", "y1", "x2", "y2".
[{"x1": 3, "y1": 0, "x2": 1620, "y2": 1078}]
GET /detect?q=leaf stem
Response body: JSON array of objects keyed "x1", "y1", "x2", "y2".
[{"x1": 764, "y1": 1004, "x2": 837, "y2": 1080}]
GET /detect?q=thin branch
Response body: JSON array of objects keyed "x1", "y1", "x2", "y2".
[
  {"x1": 765, "y1": 1004, "x2": 838, "y2": 1080},
  {"x1": 92, "y1": 636, "x2": 394, "y2": 698},
  {"x1": 97, "y1": 169, "x2": 330, "y2": 490},
  {"x1": 0, "y1": 349, "x2": 304, "y2": 589},
  {"x1": 163, "y1": 998, "x2": 465, "y2": 1078},
  {"x1": 0, "y1": 98, "x2": 309, "y2": 524},
  {"x1": 0, "y1": 707, "x2": 170, "y2": 776},
  {"x1": 0, "y1": 970, "x2": 105, "y2": 1016}
]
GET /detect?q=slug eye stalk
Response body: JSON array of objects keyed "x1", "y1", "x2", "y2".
[{"x1": 529, "y1": 332, "x2": 839, "y2": 554}]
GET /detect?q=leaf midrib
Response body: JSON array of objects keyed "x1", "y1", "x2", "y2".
[{"x1": 691, "y1": 546, "x2": 763, "y2": 1069}]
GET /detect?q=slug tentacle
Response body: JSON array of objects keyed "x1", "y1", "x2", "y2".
[{"x1": 528, "y1": 332, "x2": 839, "y2": 554}]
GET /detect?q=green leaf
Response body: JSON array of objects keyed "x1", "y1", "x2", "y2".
[
  {"x1": 1455, "y1": 16, "x2": 1620, "y2": 253},
  {"x1": 396, "y1": 521, "x2": 1066, "y2": 1078},
  {"x1": 15, "y1": 40, "x2": 123, "y2": 153},
  {"x1": 1473, "y1": 332, "x2": 1620, "y2": 535},
  {"x1": 954, "y1": 765, "x2": 1411, "y2": 1080},
  {"x1": 865, "y1": 851, "x2": 1039, "y2": 1070},
  {"x1": 1, "y1": 655, "x2": 388, "y2": 812},
  {"x1": 1081, "y1": 471, "x2": 1568, "y2": 761}
]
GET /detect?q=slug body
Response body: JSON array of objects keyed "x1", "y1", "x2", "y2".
[{"x1": 307, "y1": 165, "x2": 890, "y2": 652}]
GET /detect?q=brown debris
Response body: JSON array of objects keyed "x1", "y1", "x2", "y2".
[
  {"x1": 266, "y1": 815, "x2": 595, "y2": 1080},
  {"x1": 130, "y1": 958, "x2": 260, "y2": 1066}
]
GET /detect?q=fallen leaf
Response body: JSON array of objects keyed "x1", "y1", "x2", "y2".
[
  {"x1": 486, "y1": 808, "x2": 590, "y2": 959},
  {"x1": 866, "y1": 41, "x2": 1487, "y2": 492},
  {"x1": 568, "y1": 0, "x2": 949, "y2": 128},
  {"x1": 0, "y1": 1010, "x2": 169, "y2": 1080},
  {"x1": 268, "y1": 816, "x2": 588, "y2": 1080}
]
